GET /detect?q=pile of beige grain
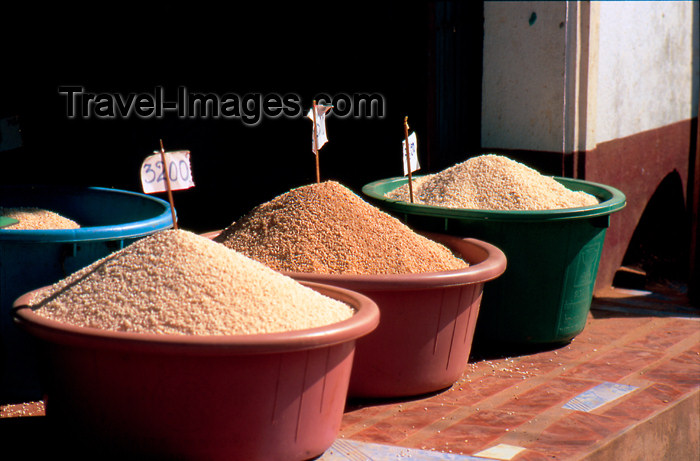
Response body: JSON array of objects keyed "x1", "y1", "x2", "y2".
[
  {"x1": 29, "y1": 229, "x2": 355, "y2": 335},
  {"x1": 214, "y1": 180, "x2": 468, "y2": 275},
  {"x1": 385, "y1": 154, "x2": 599, "y2": 210},
  {"x1": 0, "y1": 207, "x2": 80, "y2": 230}
]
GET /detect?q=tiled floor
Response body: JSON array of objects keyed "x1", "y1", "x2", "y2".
[
  {"x1": 2, "y1": 287, "x2": 698, "y2": 460},
  {"x1": 322, "y1": 287, "x2": 700, "y2": 460}
]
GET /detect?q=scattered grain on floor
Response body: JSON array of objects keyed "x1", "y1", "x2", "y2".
[
  {"x1": 0, "y1": 401, "x2": 45, "y2": 418},
  {"x1": 385, "y1": 154, "x2": 599, "y2": 210},
  {"x1": 214, "y1": 180, "x2": 468, "y2": 275},
  {"x1": 0, "y1": 207, "x2": 80, "y2": 229},
  {"x1": 29, "y1": 229, "x2": 355, "y2": 335}
]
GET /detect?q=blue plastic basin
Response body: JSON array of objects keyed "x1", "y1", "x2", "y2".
[{"x1": 1, "y1": 185, "x2": 173, "y2": 401}]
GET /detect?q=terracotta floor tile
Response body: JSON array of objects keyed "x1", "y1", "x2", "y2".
[
  {"x1": 526, "y1": 411, "x2": 622, "y2": 459},
  {"x1": 515, "y1": 355, "x2": 569, "y2": 375},
  {"x1": 340, "y1": 405, "x2": 369, "y2": 421},
  {"x1": 569, "y1": 408, "x2": 631, "y2": 434},
  {"x1": 641, "y1": 381, "x2": 687, "y2": 402},
  {"x1": 514, "y1": 448, "x2": 557, "y2": 461},
  {"x1": 560, "y1": 338, "x2": 603, "y2": 358},
  {"x1": 536, "y1": 344, "x2": 582, "y2": 362},
  {"x1": 344, "y1": 400, "x2": 400, "y2": 416},
  {"x1": 580, "y1": 315, "x2": 653, "y2": 345},
  {"x1": 561, "y1": 360, "x2": 624, "y2": 382},
  {"x1": 350, "y1": 400, "x2": 457, "y2": 444},
  {"x1": 388, "y1": 401, "x2": 457, "y2": 428},
  {"x1": 340, "y1": 401, "x2": 395, "y2": 430},
  {"x1": 452, "y1": 408, "x2": 533, "y2": 430},
  {"x1": 434, "y1": 375, "x2": 524, "y2": 406},
  {"x1": 337, "y1": 412, "x2": 366, "y2": 429},
  {"x1": 642, "y1": 352, "x2": 700, "y2": 393},
  {"x1": 625, "y1": 319, "x2": 700, "y2": 351},
  {"x1": 662, "y1": 318, "x2": 700, "y2": 335},
  {"x1": 688, "y1": 341, "x2": 700, "y2": 355},
  {"x1": 671, "y1": 349, "x2": 700, "y2": 366},
  {"x1": 519, "y1": 439, "x2": 584, "y2": 460},
  {"x1": 497, "y1": 377, "x2": 598, "y2": 415},
  {"x1": 412, "y1": 422, "x2": 507, "y2": 455},
  {"x1": 350, "y1": 420, "x2": 411, "y2": 445},
  {"x1": 478, "y1": 359, "x2": 548, "y2": 380},
  {"x1": 601, "y1": 383, "x2": 684, "y2": 424},
  {"x1": 562, "y1": 347, "x2": 664, "y2": 382},
  {"x1": 0, "y1": 401, "x2": 44, "y2": 418}
]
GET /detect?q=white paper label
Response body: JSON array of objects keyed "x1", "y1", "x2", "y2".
[
  {"x1": 402, "y1": 132, "x2": 420, "y2": 175},
  {"x1": 307, "y1": 105, "x2": 332, "y2": 153},
  {"x1": 141, "y1": 150, "x2": 195, "y2": 194}
]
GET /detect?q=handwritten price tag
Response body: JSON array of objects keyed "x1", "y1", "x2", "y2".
[
  {"x1": 141, "y1": 150, "x2": 195, "y2": 194},
  {"x1": 402, "y1": 132, "x2": 420, "y2": 176}
]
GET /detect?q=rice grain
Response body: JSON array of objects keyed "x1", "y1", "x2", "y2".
[
  {"x1": 0, "y1": 207, "x2": 80, "y2": 230},
  {"x1": 214, "y1": 181, "x2": 468, "y2": 275},
  {"x1": 29, "y1": 229, "x2": 355, "y2": 335},
  {"x1": 385, "y1": 154, "x2": 599, "y2": 210}
]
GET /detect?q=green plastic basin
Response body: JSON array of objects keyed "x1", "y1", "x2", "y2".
[{"x1": 362, "y1": 176, "x2": 626, "y2": 349}]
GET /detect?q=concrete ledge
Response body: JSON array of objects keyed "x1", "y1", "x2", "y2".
[{"x1": 580, "y1": 389, "x2": 699, "y2": 461}]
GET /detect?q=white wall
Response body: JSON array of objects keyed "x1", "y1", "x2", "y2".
[
  {"x1": 481, "y1": 1, "x2": 568, "y2": 153},
  {"x1": 595, "y1": 1, "x2": 698, "y2": 144},
  {"x1": 481, "y1": 1, "x2": 699, "y2": 153}
]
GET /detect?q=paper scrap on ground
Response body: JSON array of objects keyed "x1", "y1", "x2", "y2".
[
  {"x1": 473, "y1": 444, "x2": 526, "y2": 460},
  {"x1": 319, "y1": 439, "x2": 490, "y2": 460},
  {"x1": 563, "y1": 382, "x2": 638, "y2": 412}
]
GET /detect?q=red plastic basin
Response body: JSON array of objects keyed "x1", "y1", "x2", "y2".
[
  {"x1": 12, "y1": 282, "x2": 379, "y2": 461},
  {"x1": 205, "y1": 231, "x2": 507, "y2": 398}
]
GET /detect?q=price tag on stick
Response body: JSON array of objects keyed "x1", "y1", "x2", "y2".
[
  {"x1": 307, "y1": 102, "x2": 332, "y2": 153},
  {"x1": 402, "y1": 131, "x2": 420, "y2": 176},
  {"x1": 307, "y1": 101, "x2": 333, "y2": 183},
  {"x1": 140, "y1": 140, "x2": 194, "y2": 230},
  {"x1": 403, "y1": 116, "x2": 418, "y2": 203},
  {"x1": 141, "y1": 150, "x2": 195, "y2": 194}
]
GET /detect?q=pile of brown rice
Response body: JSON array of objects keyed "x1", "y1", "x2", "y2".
[
  {"x1": 29, "y1": 229, "x2": 355, "y2": 335},
  {"x1": 385, "y1": 154, "x2": 599, "y2": 210},
  {"x1": 0, "y1": 207, "x2": 80, "y2": 230},
  {"x1": 214, "y1": 180, "x2": 468, "y2": 275}
]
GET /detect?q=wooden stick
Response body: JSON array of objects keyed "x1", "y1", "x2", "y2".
[
  {"x1": 312, "y1": 100, "x2": 320, "y2": 183},
  {"x1": 404, "y1": 116, "x2": 414, "y2": 203},
  {"x1": 159, "y1": 139, "x2": 178, "y2": 230}
]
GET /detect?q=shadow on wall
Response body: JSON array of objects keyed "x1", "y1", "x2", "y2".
[{"x1": 615, "y1": 171, "x2": 691, "y2": 295}]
